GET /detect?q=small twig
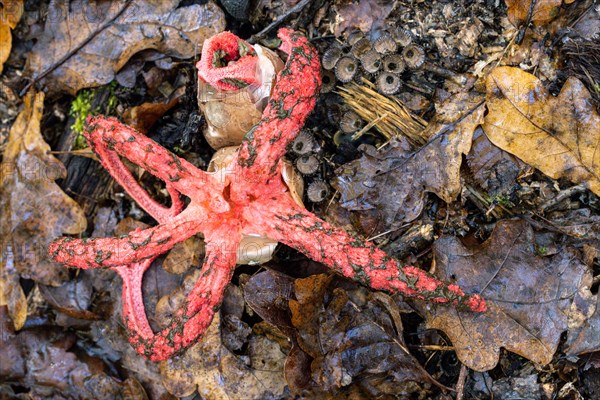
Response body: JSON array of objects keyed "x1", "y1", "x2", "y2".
[
  {"x1": 455, "y1": 364, "x2": 468, "y2": 400},
  {"x1": 407, "y1": 344, "x2": 455, "y2": 351},
  {"x1": 20, "y1": 0, "x2": 133, "y2": 96},
  {"x1": 539, "y1": 183, "x2": 587, "y2": 212},
  {"x1": 248, "y1": 0, "x2": 312, "y2": 44},
  {"x1": 516, "y1": 0, "x2": 538, "y2": 45}
]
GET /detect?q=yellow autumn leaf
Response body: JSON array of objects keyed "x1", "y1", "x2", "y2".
[
  {"x1": 0, "y1": 0, "x2": 24, "y2": 74},
  {"x1": 482, "y1": 66, "x2": 600, "y2": 196},
  {"x1": 505, "y1": 0, "x2": 562, "y2": 27}
]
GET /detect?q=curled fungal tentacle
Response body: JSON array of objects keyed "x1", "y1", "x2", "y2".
[{"x1": 196, "y1": 31, "x2": 258, "y2": 91}]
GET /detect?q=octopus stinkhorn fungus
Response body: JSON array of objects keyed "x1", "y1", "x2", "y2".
[{"x1": 49, "y1": 29, "x2": 485, "y2": 362}]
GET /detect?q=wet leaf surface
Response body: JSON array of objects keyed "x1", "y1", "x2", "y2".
[
  {"x1": 0, "y1": 91, "x2": 86, "y2": 329},
  {"x1": 334, "y1": 92, "x2": 484, "y2": 232},
  {"x1": 566, "y1": 291, "x2": 600, "y2": 356},
  {"x1": 467, "y1": 126, "x2": 528, "y2": 196},
  {"x1": 482, "y1": 66, "x2": 600, "y2": 196},
  {"x1": 158, "y1": 270, "x2": 287, "y2": 399},
  {"x1": 424, "y1": 219, "x2": 593, "y2": 371},
  {"x1": 289, "y1": 274, "x2": 445, "y2": 395},
  {"x1": 160, "y1": 313, "x2": 287, "y2": 399},
  {"x1": 26, "y1": 0, "x2": 225, "y2": 95},
  {"x1": 0, "y1": 306, "x2": 147, "y2": 399}
]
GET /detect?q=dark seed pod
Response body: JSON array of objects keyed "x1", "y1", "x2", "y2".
[
  {"x1": 307, "y1": 180, "x2": 329, "y2": 203},
  {"x1": 402, "y1": 44, "x2": 425, "y2": 69},
  {"x1": 291, "y1": 130, "x2": 316, "y2": 155},
  {"x1": 382, "y1": 54, "x2": 405, "y2": 74},
  {"x1": 374, "y1": 32, "x2": 397, "y2": 54},
  {"x1": 351, "y1": 38, "x2": 372, "y2": 59},
  {"x1": 376, "y1": 72, "x2": 402, "y2": 95},
  {"x1": 295, "y1": 154, "x2": 320, "y2": 175},
  {"x1": 339, "y1": 111, "x2": 363, "y2": 133},
  {"x1": 392, "y1": 27, "x2": 413, "y2": 47},
  {"x1": 347, "y1": 30, "x2": 365, "y2": 46},
  {"x1": 335, "y1": 56, "x2": 358, "y2": 83},
  {"x1": 320, "y1": 70, "x2": 336, "y2": 93},
  {"x1": 360, "y1": 49, "x2": 382, "y2": 74},
  {"x1": 321, "y1": 46, "x2": 343, "y2": 71}
]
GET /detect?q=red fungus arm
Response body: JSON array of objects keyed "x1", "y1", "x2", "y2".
[
  {"x1": 122, "y1": 230, "x2": 241, "y2": 361},
  {"x1": 236, "y1": 29, "x2": 321, "y2": 181},
  {"x1": 85, "y1": 116, "x2": 229, "y2": 213},
  {"x1": 196, "y1": 31, "x2": 258, "y2": 91},
  {"x1": 250, "y1": 196, "x2": 486, "y2": 313},
  {"x1": 48, "y1": 203, "x2": 207, "y2": 269},
  {"x1": 91, "y1": 137, "x2": 184, "y2": 221}
]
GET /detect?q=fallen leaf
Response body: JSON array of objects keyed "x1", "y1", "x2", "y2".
[
  {"x1": 26, "y1": 0, "x2": 225, "y2": 95},
  {"x1": 0, "y1": 92, "x2": 86, "y2": 332},
  {"x1": 467, "y1": 127, "x2": 528, "y2": 196},
  {"x1": 505, "y1": 0, "x2": 562, "y2": 27},
  {"x1": 424, "y1": 219, "x2": 592, "y2": 371},
  {"x1": 159, "y1": 271, "x2": 287, "y2": 399},
  {"x1": 244, "y1": 269, "x2": 296, "y2": 338},
  {"x1": 566, "y1": 293, "x2": 600, "y2": 356},
  {"x1": 482, "y1": 66, "x2": 600, "y2": 196},
  {"x1": 332, "y1": 0, "x2": 394, "y2": 36},
  {"x1": 123, "y1": 86, "x2": 185, "y2": 134},
  {"x1": 38, "y1": 271, "x2": 100, "y2": 321},
  {"x1": 289, "y1": 274, "x2": 444, "y2": 395},
  {"x1": 0, "y1": 306, "x2": 140, "y2": 399},
  {"x1": 0, "y1": 0, "x2": 23, "y2": 74},
  {"x1": 334, "y1": 92, "x2": 484, "y2": 232},
  {"x1": 160, "y1": 314, "x2": 287, "y2": 399}
]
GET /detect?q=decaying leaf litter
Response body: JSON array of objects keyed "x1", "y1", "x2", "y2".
[{"x1": 1, "y1": 0, "x2": 600, "y2": 399}]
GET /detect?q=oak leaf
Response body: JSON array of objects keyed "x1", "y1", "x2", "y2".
[
  {"x1": 0, "y1": 91, "x2": 86, "y2": 333},
  {"x1": 0, "y1": 0, "x2": 23, "y2": 74},
  {"x1": 159, "y1": 271, "x2": 287, "y2": 399},
  {"x1": 505, "y1": 0, "x2": 562, "y2": 27},
  {"x1": 26, "y1": 0, "x2": 225, "y2": 95},
  {"x1": 482, "y1": 66, "x2": 600, "y2": 196},
  {"x1": 334, "y1": 92, "x2": 484, "y2": 231},
  {"x1": 424, "y1": 219, "x2": 592, "y2": 371}
]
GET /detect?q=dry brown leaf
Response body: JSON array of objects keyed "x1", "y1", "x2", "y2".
[
  {"x1": 505, "y1": 0, "x2": 562, "y2": 27},
  {"x1": 158, "y1": 270, "x2": 286, "y2": 399},
  {"x1": 160, "y1": 313, "x2": 287, "y2": 399},
  {"x1": 332, "y1": 0, "x2": 394, "y2": 36},
  {"x1": 123, "y1": 86, "x2": 185, "y2": 134},
  {"x1": 0, "y1": 0, "x2": 23, "y2": 74},
  {"x1": 26, "y1": 0, "x2": 225, "y2": 95},
  {"x1": 467, "y1": 127, "x2": 529, "y2": 195},
  {"x1": 334, "y1": 92, "x2": 484, "y2": 232},
  {"x1": 424, "y1": 219, "x2": 592, "y2": 371},
  {"x1": 0, "y1": 92, "x2": 86, "y2": 331},
  {"x1": 0, "y1": 307, "x2": 145, "y2": 399},
  {"x1": 566, "y1": 291, "x2": 600, "y2": 356},
  {"x1": 482, "y1": 66, "x2": 600, "y2": 196},
  {"x1": 289, "y1": 274, "x2": 443, "y2": 395}
]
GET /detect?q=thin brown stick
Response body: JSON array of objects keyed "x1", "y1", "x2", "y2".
[{"x1": 456, "y1": 363, "x2": 468, "y2": 400}]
